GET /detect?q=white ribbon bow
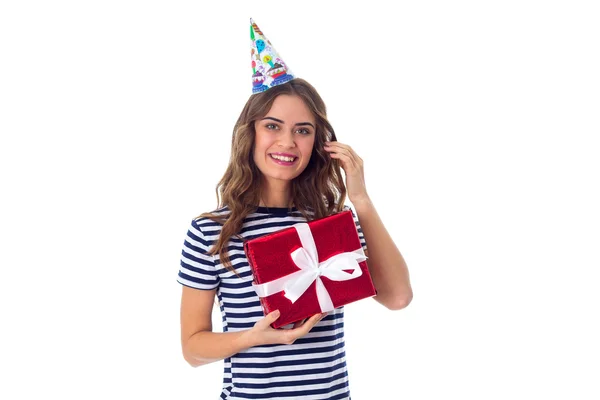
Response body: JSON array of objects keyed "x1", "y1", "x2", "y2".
[{"x1": 252, "y1": 222, "x2": 367, "y2": 313}]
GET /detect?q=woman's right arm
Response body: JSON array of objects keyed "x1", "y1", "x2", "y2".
[
  {"x1": 180, "y1": 285, "x2": 327, "y2": 368},
  {"x1": 180, "y1": 285, "x2": 254, "y2": 367}
]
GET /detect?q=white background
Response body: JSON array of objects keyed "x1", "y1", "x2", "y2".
[{"x1": 1, "y1": 1, "x2": 599, "y2": 399}]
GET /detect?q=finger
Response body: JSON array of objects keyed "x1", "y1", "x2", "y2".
[
  {"x1": 287, "y1": 314, "x2": 320, "y2": 336},
  {"x1": 324, "y1": 144, "x2": 352, "y2": 158},
  {"x1": 265, "y1": 310, "x2": 280, "y2": 325},
  {"x1": 311, "y1": 313, "x2": 327, "y2": 329},
  {"x1": 333, "y1": 144, "x2": 360, "y2": 162},
  {"x1": 328, "y1": 151, "x2": 359, "y2": 170},
  {"x1": 304, "y1": 313, "x2": 326, "y2": 329},
  {"x1": 332, "y1": 147, "x2": 358, "y2": 163},
  {"x1": 325, "y1": 142, "x2": 353, "y2": 154},
  {"x1": 292, "y1": 318, "x2": 307, "y2": 329}
]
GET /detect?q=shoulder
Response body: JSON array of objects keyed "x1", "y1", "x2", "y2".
[{"x1": 190, "y1": 206, "x2": 230, "y2": 236}]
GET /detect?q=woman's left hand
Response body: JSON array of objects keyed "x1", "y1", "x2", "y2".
[{"x1": 324, "y1": 141, "x2": 370, "y2": 204}]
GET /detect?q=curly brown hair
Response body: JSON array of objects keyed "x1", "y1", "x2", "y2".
[{"x1": 196, "y1": 78, "x2": 347, "y2": 277}]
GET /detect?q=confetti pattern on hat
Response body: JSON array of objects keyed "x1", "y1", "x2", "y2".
[{"x1": 250, "y1": 18, "x2": 295, "y2": 94}]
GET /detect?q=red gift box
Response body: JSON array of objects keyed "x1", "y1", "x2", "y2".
[{"x1": 243, "y1": 210, "x2": 377, "y2": 329}]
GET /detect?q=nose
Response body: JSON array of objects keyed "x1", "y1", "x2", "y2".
[{"x1": 277, "y1": 129, "x2": 296, "y2": 148}]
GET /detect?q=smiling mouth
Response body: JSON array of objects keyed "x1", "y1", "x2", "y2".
[{"x1": 269, "y1": 154, "x2": 298, "y2": 162}]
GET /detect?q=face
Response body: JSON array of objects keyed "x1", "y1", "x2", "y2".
[{"x1": 253, "y1": 94, "x2": 316, "y2": 184}]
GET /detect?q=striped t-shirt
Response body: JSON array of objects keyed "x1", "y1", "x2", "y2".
[{"x1": 177, "y1": 204, "x2": 367, "y2": 399}]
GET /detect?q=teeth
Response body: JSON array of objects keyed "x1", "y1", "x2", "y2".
[{"x1": 271, "y1": 154, "x2": 296, "y2": 162}]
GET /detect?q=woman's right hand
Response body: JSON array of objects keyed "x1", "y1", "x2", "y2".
[{"x1": 249, "y1": 310, "x2": 328, "y2": 346}]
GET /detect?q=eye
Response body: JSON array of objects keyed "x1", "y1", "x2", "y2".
[
  {"x1": 296, "y1": 128, "x2": 311, "y2": 135},
  {"x1": 265, "y1": 123, "x2": 278, "y2": 130}
]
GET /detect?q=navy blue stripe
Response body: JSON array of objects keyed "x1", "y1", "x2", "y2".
[
  {"x1": 233, "y1": 350, "x2": 346, "y2": 369},
  {"x1": 247, "y1": 330, "x2": 346, "y2": 351},
  {"x1": 226, "y1": 311, "x2": 264, "y2": 320},
  {"x1": 235, "y1": 341, "x2": 345, "y2": 359},
  {"x1": 214, "y1": 264, "x2": 253, "y2": 276},
  {"x1": 232, "y1": 357, "x2": 347, "y2": 379},
  {"x1": 309, "y1": 321, "x2": 344, "y2": 333},
  {"x1": 195, "y1": 211, "x2": 309, "y2": 229},
  {"x1": 181, "y1": 240, "x2": 216, "y2": 261},
  {"x1": 229, "y1": 381, "x2": 349, "y2": 399},
  {"x1": 235, "y1": 371, "x2": 348, "y2": 389},
  {"x1": 177, "y1": 280, "x2": 218, "y2": 290},
  {"x1": 291, "y1": 330, "x2": 346, "y2": 346},
  {"x1": 221, "y1": 290, "x2": 257, "y2": 299},
  {"x1": 177, "y1": 274, "x2": 218, "y2": 287},
  {"x1": 214, "y1": 252, "x2": 250, "y2": 265},
  {"x1": 220, "y1": 279, "x2": 253, "y2": 289},
  {"x1": 223, "y1": 300, "x2": 262, "y2": 309},
  {"x1": 180, "y1": 257, "x2": 218, "y2": 275},
  {"x1": 238, "y1": 220, "x2": 301, "y2": 235},
  {"x1": 227, "y1": 322, "x2": 257, "y2": 329},
  {"x1": 186, "y1": 224, "x2": 213, "y2": 246}
]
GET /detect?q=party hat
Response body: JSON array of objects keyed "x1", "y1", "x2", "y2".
[{"x1": 250, "y1": 18, "x2": 295, "y2": 94}]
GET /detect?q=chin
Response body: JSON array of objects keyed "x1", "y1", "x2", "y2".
[
  {"x1": 268, "y1": 172, "x2": 299, "y2": 181},
  {"x1": 266, "y1": 167, "x2": 304, "y2": 181}
]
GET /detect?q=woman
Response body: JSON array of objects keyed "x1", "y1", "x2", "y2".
[{"x1": 178, "y1": 20, "x2": 412, "y2": 399}]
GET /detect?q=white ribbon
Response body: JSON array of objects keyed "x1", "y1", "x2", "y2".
[{"x1": 252, "y1": 222, "x2": 367, "y2": 313}]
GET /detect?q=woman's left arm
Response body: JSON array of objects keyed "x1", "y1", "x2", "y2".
[
  {"x1": 324, "y1": 141, "x2": 413, "y2": 310},
  {"x1": 352, "y1": 196, "x2": 413, "y2": 310}
]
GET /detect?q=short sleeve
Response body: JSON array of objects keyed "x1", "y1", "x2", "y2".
[
  {"x1": 177, "y1": 219, "x2": 220, "y2": 290},
  {"x1": 343, "y1": 205, "x2": 367, "y2": 253}
]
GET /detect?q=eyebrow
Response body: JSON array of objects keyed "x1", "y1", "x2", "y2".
[{"x1": 261, "y1": 116, "x2": 315, "y2": 129}]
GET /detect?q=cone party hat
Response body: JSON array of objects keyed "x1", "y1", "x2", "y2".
[{"x1": 250, "y1": 18, "x2": 295, "y2": 94}]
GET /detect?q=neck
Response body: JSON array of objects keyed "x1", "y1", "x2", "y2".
[
  {"x1": 259, "y1": 181, "x2": 293, "y2": 208},
  {"x1": 258, "y1": 198, "x2": 293, "y2": 208}
]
